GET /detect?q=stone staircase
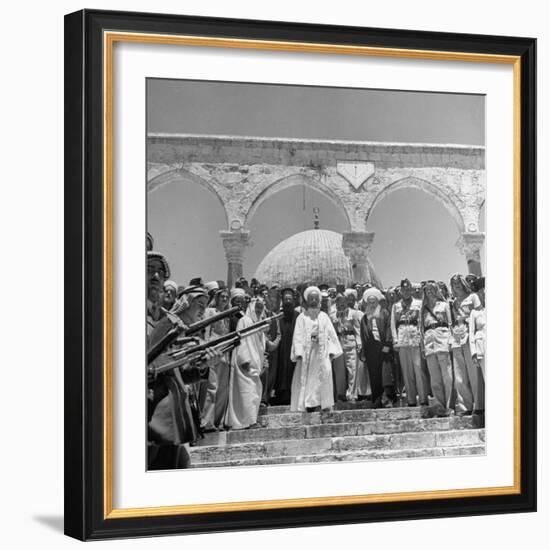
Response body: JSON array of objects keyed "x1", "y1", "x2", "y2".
[{"x1": 189, "y1": 402, "x2": 485, "y2": 469}]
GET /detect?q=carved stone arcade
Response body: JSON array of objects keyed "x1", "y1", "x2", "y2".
[{"x1": 147, "y1": 134, "x2": 486, "y2": 285}]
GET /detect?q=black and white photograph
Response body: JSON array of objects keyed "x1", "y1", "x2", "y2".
[
  {"x1": 145, "y1": 79, "x2": 487, "y2": 471},
  {"x1": 57, "y1": 4, "x2": 538, "y2": 542}
]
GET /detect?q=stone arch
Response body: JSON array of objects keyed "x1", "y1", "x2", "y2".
[
  {"x1": 147, "y1": 168, "x2": 229, "y2": 228},
  {"x1": 364, "y1": 176, "x2": 466, "y2": 233},
  {"x1": 478, "y1": 199, "x2": 486, "y2": 228},
  {"x1": 244, "y1": 173, "x2": 352, "y2": 230}
]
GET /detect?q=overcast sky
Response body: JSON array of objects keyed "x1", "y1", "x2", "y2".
[{"x1": 147, "y1": 79, "x2": 485, "y2": 287}]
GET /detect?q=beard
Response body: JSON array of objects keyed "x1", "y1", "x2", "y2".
[
  {"x1": 282, "y1": 301, "x2": 295, "y2": 318},
  {"x1": 147, "y1": 286, "x2": 161, "y2": 306}
]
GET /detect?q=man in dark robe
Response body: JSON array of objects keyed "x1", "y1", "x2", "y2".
[{"x1": 273, "y1": 288, "x2": 299, "y2": 405}]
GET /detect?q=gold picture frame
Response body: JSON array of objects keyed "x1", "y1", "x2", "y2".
[{"x1": 65, "y1": 9, "x2": 536, "y2": 540}]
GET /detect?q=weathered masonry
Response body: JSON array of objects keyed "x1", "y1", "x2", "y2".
[{"x1": 147, "y1": 134, "x2": 486, "y2": 287}]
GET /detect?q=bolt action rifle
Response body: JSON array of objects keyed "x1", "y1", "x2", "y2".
[
  {"x1": 147, "y1": 305, "x2": 241, "y2": 364},
  {"x1": 148, "y1": 311, "x2": 283, "y2": 380}
]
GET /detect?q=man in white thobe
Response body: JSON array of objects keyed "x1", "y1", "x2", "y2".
[
  {"x1": 226, "y1": 295, "x2": 266, "y2": 429},
  {"x1": 290, "y1": 286, "x2": 343, "y2": 412}
]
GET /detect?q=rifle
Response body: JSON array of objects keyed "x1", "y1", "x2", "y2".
[
  {"x1": 148, "y1": 312, "x2": 283, "y2": 380},
  {"x1": 147, "y1": 306, "x2": 240, "y2": 364}
]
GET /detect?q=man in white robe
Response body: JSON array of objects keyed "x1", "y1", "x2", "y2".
[
  {"x1": 291, "y1": 286, "x2": 343, "y2": 412},
  {"x1": 226, "y1": 296, "x2": 267, "y2": 429}
]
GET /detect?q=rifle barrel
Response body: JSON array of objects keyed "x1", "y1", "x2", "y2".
[
  {"x1": 147, "y1": 305, "x2": 240, "y2": 364},
  {"x1": 186, "y1": 306, "x2": 240, "y2": 335},
  {"x1": 149, "y1": 312, "x2": 283, "y2": 378}
]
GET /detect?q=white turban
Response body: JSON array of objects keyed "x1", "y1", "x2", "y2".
[
  {"x1": 204, "y1": 280, "x2": 219, "y2": 293},
  {"x1": 362, "y1": 287, "x2": 384, "y2": 303},
  {"x1": 344, "y1": 288, "x2": 358, "y2": 299},
  {"x1": 230, "y1": 287, "x2": 246, "y2": 300},
  {"x1": 163, "y1": 279, "x2": 178, "y2": 293},
  {"x1": 303, "y1": 286, "x2": 321, "y2": 302}
]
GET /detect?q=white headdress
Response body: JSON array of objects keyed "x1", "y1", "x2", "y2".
[
  {"x1": 303, "y1": 286, "x2": 321, "y2": 302},
  {"x1": 362, "y1": 287, "x2": 384, "y2": 303}
]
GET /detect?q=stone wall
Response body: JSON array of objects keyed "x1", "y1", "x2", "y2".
[
  {"x1": 147, "y1": 133, "x2": 486, "y2": 282},
  {"x1": 148, "y1": 134, "x2": 485, "y2": 232},
  {"x1": 148, "y1": 134, "x2": 484, "y2": 171}
]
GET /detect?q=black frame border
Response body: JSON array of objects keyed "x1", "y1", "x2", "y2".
[{"x1": 64, "y1": 9, "x2": 536, "y2": 541}]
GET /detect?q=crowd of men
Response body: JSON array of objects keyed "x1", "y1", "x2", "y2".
[{"x1": 146, "y1": 234, "x2": 486, "y2": 470}]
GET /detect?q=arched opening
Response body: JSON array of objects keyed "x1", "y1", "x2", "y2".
[
  {"x1": 246, "y1": 185, "x2": 349, "y2": 278},
  {"x1": 148, "y1": 169, "x2": 228, "y2": 227},
  {"x1": 147, "y1": 175, "x2": 227, "y2": 286},
  {"x1": 365, "y1": 176, "x2": 465, "y2": 234},
  {"x1": 245, "y1": 174, "x2": 351, "y2": 231},
  {"x1": 366, "y1": 188, "x2": 466, "y2": 286}
]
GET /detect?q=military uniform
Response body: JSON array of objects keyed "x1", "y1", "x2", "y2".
[
  {"x1": 391, "y1": 296, "x2": 428, "y2": 406},
  {"x1": 451, "y1": 291, "x2": 482, "y2": 413},
  {"x1": 333, "y1": 307, "x2": 365, "y2": 400},
  {"x1": 420, "y1": 299, "x2": 453, "y2": 413}
]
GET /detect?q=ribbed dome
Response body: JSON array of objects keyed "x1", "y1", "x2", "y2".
[{"x1": 254, "y1": 229, "x2": 380, "y2": 288}]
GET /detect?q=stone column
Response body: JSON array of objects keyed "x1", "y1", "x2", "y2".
[
  {"x1": 456, "y1": 232, "x2": 485, "y2": 276},
  {"x1": 220, "y1": 230, "x2": 251, "y2": 288},
  {"x1": 342, "y1": 231, "x2": 375, "y2": 284}
]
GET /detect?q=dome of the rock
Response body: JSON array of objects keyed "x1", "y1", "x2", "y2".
[{"x1": 253, "y1": 229, "x2": 381, "y2": 288}]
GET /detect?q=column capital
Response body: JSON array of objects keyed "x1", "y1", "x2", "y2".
[
  {"x1": 342, "y1": 231, "x2": 376, "y2": 285},
  {"x1": 456, "y1": 231, "x2": 485, "y2": 262},
  {"x1": 342, "y1": 231, "x2": 375, "y2": 262},
  {"x1": 220, "y1": 230, "x2": 251, "y2": 263}
]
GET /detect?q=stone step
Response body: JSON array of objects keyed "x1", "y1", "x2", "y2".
[
  {"x1": 191, "y1": 444, "x2": 485, "y2": 468},
  {"x1": 189, "y1": 428, "x2": 485, "y2": 464},
  {"x1": 262, "y1": 400, "x2": 378, "y2": 415},
  {"x1": 216, "y1": 416, "x2": 474, "y2": 445},
  {"x1": 257, "y1": 407, "x2": 428, "y2": 428}
]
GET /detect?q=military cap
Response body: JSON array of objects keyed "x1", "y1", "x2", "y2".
[{"x1": 400, "y1": 278, "x2": 412, "y2": 289}]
